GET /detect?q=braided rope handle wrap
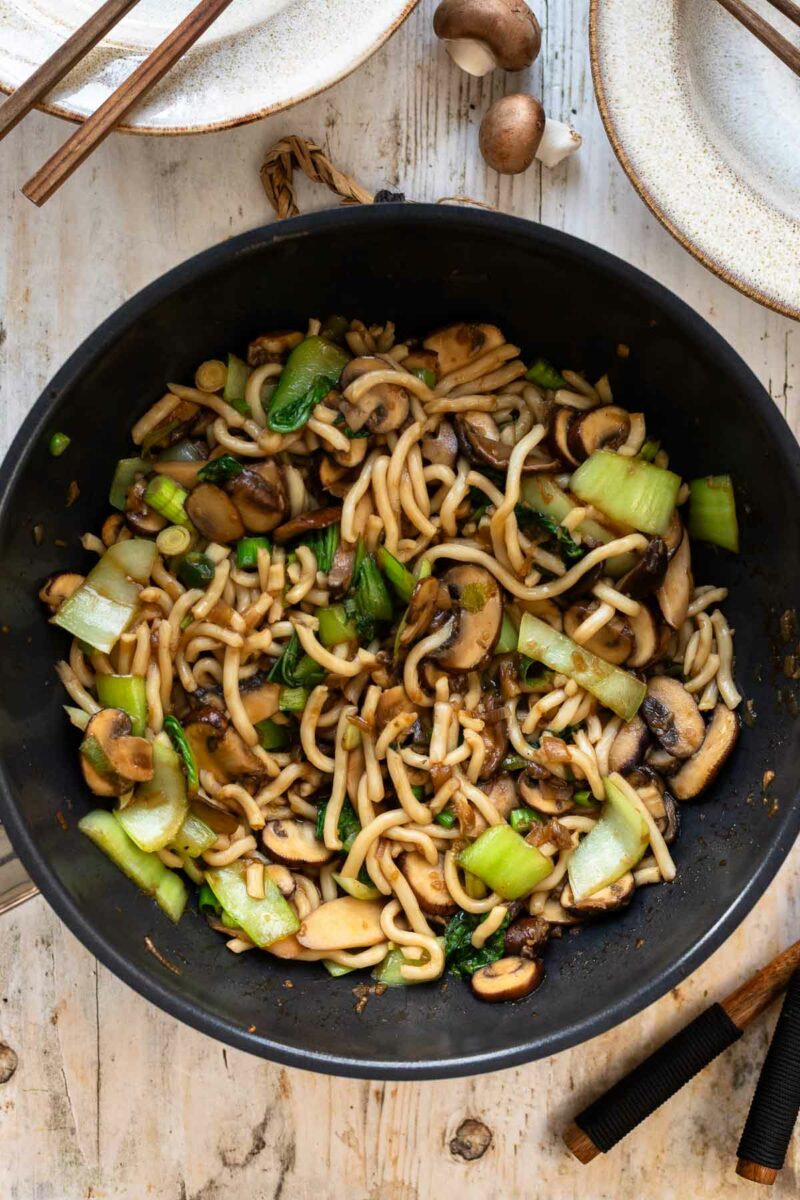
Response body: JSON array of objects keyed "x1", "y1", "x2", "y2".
[
  {"x1": 737, "y1": 969, "x2": 800, "y2": 1173},
  {"x1": 260, "y1": 135, "x2": 374, "y2": 219}
]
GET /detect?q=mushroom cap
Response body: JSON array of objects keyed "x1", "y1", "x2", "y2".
[
  {"x1": 227, "y1": 460, "x2": 287, "y2": 535},
  {"x1": 563, "y1": 599, "x2": 633, "y2": 666},
  {"x1": 296, "y1": 896, "x2": 386, "y2": 951},
  {"x1": 657, "y1": 527, "x2": 693, "y2": 629},
  {"x1": 262, "y1": 819, "x2": 333, "y2": 867},
  {"x1": 401, "y1": 852, "x2": 457, "y2": 917},
  {"x1": 471, "y1": 954, "x2": 544, "y2": 1002},
  {"x1": 642, "y1": 675, "x2": 705, "y2": 760},
  {"x1": 185, "y1": 482, "x2": 245, "y2": 544},
  {"x1": 340, "y1": 356, "x2": 410, "y2": 434},
  {"x1": 434, "y1": 0, "x2": 542, "y2": 72},
  {"x1": 608, "y1": 715, "x2": 650, "y2": 775},
  {"x1": 183, "y1": 706, "x2": 264, "y2": 783},
  {"x1": 433, "y1": 565, "x2": 503, "y2": 671},
  {"x1": 272, "y1": 505, "x2": 342, "y2": 545},
  {"x1": 670, "y1": 703, "x2": 739, "y2": 801},
  {"x1": 39, "y1": 571, "x2": 84, "y2": 612},
  {"x1": 479, "y1": 94, "x2": 546, "y2": 175},
  {"x1": 456, "y1": 412, "x2": 560, "y2": 473},
  {"x1": 423, "y1": 322, "x2": 505, "y2": 376},
  {"x1": 80, "y1": 708, "x2": 154, "y2": 797},
  {"x1": 503, "y1": 914, "x2": 549, "y2": 959}
]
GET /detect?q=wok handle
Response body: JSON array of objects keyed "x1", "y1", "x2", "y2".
[
  {"x1": 737, "y1": 969, "x2": 800, "y2": 1185},
  {"x1": 0, "y1": 824, "x2": 38, "y2": 914},
  {"x1": 565, "y1": 1004, "x2": 743, "y2": 1161}
]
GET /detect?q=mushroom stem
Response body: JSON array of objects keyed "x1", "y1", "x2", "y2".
[
  {"x1": 535, "y1": 118, "x2": 582, "y2": 169},
  {"x1": 444, "y1": 37, "x2": 498, "y2": 75}
]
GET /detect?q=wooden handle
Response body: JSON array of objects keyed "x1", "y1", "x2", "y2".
[
  {"x1": 22, "y1": 0, "x2": 236, "y2": 206},
  {"x1": 713, "y1": 0, "x2": 800, "y2": 77},
  {"x1": 565, "y1": 940, "x2": 800, "y2": 1164},
  {"x1": 765, "y1": 0, "x2": 800, "y2": 30},
  {"x1": 0, "y1": 0, "x2": 142, "y2": 143}
]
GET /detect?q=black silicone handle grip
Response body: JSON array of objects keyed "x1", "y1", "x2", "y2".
[
  {"x1": 575, "y1": 1003, "x2": 742, "y2": 1153},
  {"x1": 737, "y1": 969, "x2": 800, "y2": 1171}
]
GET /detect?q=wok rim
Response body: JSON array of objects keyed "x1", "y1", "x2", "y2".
[{"x1": 2, "y1": 204, "x2": 798, "y2": 1079}]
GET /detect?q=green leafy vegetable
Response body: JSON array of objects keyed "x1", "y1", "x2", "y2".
[
  {"x1": 312, "y1": 523, "x2": 339, "y2": 573},
  {"x1": 443, "y1": 910, "x2": 511, "y2": 979},
  {"x1": 197, "y1": 455, "x2": 244, "y2": 485},
  {"x1": 570, "y1": 450, "x2": 681, "y2": 537},
  {"x1": 317, "y1": 604, "x2": 358, "y2": 647},
  {"x1": 49, "y1": 432, "x2": 70, "y2": 457},
  {"x1": 79, "y1": 809, "x2": 187, "y2": 923},
  {"x1": 410, "y1": 366, "x2": 437, "y2": 389},
  {"x1": 639, "y1": 439, "x2": 661, "y2": 462},
  {"x1": 268, "y1": 631, "x2": 325, "y2": 688},
  {"x1": 526, "y1": 358, "x2": 567, "y2": 390},
  {"x1": 177, "y1": 551, "x2": 215, "y2": 589},
  {"x1": 458, "y1": 826, "x2": 552, "y2": 900},
  {"x1": 198, "y1": 882, "x2": 222, "y2": 917},
  {"x1": 434, "y1": 809, "x2": 457, "y2": 829},
  {"x1": 378, "y1": 547, "x2": 416, "y2": 603},
  {"x1": 279, "y1": 686, "x2": 310, "y2": 713},
  {"x1": 163, "y1": 715, "x2": 199, "y2": 793},
  {"x1": 256, "y1": 718, "x2": 289, "y2": 751},
  {"x1": 96, "y1": 674, "x2": 147, "y2": 736},
  {"x1": 109, "y1": 457, "x2": 148, "y2": 511},
  {"x1": 509, "y1": 807, "x2": 541, "y2": 833},
  {"x1": 315, "y1": 797, "x2": 361, "y2": 852},
  {"x1": 267, "y1": 336, "x2": 350, "y2": 433},
  {"x1": 516, "y1": 503, "x2": 585, "y2": 563}
]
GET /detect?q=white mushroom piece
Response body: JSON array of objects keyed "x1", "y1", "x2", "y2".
[
  {"x1": 479, "y1": 94, "x2": 582, "y2": 174},
  {"x1": 471, "y1": 955, "x2": 544, "y2": 1002},
  {"x1": 433, "y1": 0, "x2": 541, "y2": 77}
]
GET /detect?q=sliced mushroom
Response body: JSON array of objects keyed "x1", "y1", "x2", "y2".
[
  {"x1": 327, "y1": 542, "x2": 355, "y2": 594},
  {"x1": 645, "y1": 744, "x2": 681, "y2": 776},
  {"x1": 628, "y1": 773, "x2": 680, "y2": 845},
  {"x1": 401, "y1": 852, "x2": 457, "y2": 917},
  {"x1": 399, "y1": 576, "x2": 440, "y2": 646},
  {"x1": 483, "y1": 773, "x2": 517, "y2": 819},
  {"x1": 642, "y1": 676, "x2": 705, "y2": 760},
  {"x1": 657, "y1": 528, "x2": 693, "y2": 629},
  {"x1": 296, "y1": 896, "x2": 386, "y2": 951},
  {"x1": 504, "y1": 915, "x2": 549, "y2": 959},
  {"x1": 238, "y1": 672, "x2": 281, "y2": 724},
  {"x1": 185, "y1": 483, "x2": 245, "y2": 544},
  {"x1": 334, "y1": 436, "x2": 369, "y2": 470},
  {"x1": 144, "y1": 397, "x2": 199, "y2": 451},
  {"x1": 101, "y1": 512, "x2": 127, "y2": 547},
  {"x1": 477, "y1": 720, "x2": 509, "y2": 782},
  {"x1": 226, "y1": 461, "x2": 287, "y2": 534},
  {"x1": 319, "y1": 455, "x2": 350, "y2": 497},
  {"x1": 80, "y1": 708, "x2": 154, "y2": 797},
  {"x1": 433, "y1": 0, "x2": 541, "y2": 76},
  {"x1": 184, "y1": 706, "x2": 264, "y2": 783},
  {"x1": 423, "y1": 322, "x2": 505, "y2": 376},
  {"x1": 456, "y1": 412, "x2": 560, "y2": 473},
  {"x1": 375, "y1": 685, "x2": 419, "y2": 731},
  {"x1": 125, "y1": 477, "x2": 167, "y2": 535},
  {"x1": 563, "y1": 600, "x2": 633, "y2": 665},
  {"x1": 663, "y1": 510, "x2": 684, "y2": 558},
  {"x1": 433, "y1": 565, "x2": 503, "y2": 672},
  {"x1": 670, "y1": 704, "x2": 739, "y2": 801},
  {"x1": 519, "y1": 769, "x2": 575, "y2": 815},
  {"x1": 627, "y1": 603, "x2": 661, "y2": 669},
  {"x1": 247, "y1": 330, "x2": 304, "y2": 366},
  {"x1": 340, "y1": 357, "x2": 409, "y2": 434},
  {"x1": 421, "y1": 420, "x2": 458, "y2": 467},
  {"x1": 568, "y1": 405, "x2": 631, "y2": 461},
  {"x1": 551, "y1": 407, "x2": 579, "y2": 466},
  {"x1": 471, "y1": 955, "x2": 544, "y2": 1002},
  {"x1": 658, "y1": 791, "x2": 681, "y2": 844},
  {"x1": 608, "y1": 715, "x2": 650, "y2": 775},
  {"x1": 560, "y1": 873, "x2": 635, "y2": 915},
  {"x1": 152, "y1": 445, "x2": 210, "y2": 489},
  {"x1": 39, "y1": 572, "x2": 84, "y2": 612},
  {"x1": 272, "y1": 505, "x2": 343, "y2": 545},
  {"x1": 618, "y1": 538, "x2": 668, "y2": 599},
  {"x1": 262, "y1": 819, "x2": 333, "y2": 867},
  {"x1": 403, "y1": 348, "x2": 439, "y2": 379}
]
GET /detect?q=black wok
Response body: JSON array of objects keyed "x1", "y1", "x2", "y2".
[{"x1": 1, "y1": 206, "x2": 798, "y2": 1079}]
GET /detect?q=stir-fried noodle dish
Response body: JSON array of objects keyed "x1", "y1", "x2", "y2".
[{"x1": 42, "y1": 317, "x2": 742, "y2": 1004}]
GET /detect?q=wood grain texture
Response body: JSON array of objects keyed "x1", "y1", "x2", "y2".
[{"x1": 0, "y1": 1, "x2": 798, "y2": 1196}]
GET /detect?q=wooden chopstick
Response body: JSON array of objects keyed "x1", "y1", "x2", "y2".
[
  {"x1": 713, "y1": 0, "x2": 800, "y2": 77},
  {"x1": 766, "y1": 0, "x2": 800, "y2": 31},
  {"x1": 22, "y1": 0, "x2": 236, "y2": 207},
  {"x1": 0, "y1": 0, "x2": 144, "y2": 143},
  {"x1": 565, "y1": 938, "x2": 800, "y2": 1165}
]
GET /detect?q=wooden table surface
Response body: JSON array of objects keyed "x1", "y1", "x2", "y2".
[{"x1": 0, "y1": 2, "x2": 797, "y2": 1197}]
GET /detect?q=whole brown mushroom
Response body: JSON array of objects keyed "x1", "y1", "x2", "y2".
[
  {"x1": 433, "y1": 0, "x2": 541, "y2": 76},
  {"x1": 479, "y1": 94, "x2": 582, "y2": 174}
]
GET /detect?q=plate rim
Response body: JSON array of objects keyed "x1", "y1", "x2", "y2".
[
  {"x1": 589, "y1": 0, "x2": 800, "y2": 323},
  {"x1": 0, "y1": 0, "x2": 421, "y2": 136}
]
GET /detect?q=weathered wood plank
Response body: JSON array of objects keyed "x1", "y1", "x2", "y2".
[{"x1": 0, "y1": 1, "x2": 797, "y2": 1196}]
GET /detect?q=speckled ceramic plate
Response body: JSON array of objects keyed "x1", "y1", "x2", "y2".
[
  {"x1": 0, "y1": 0, "x2": 419, "y2": 134},
  {"x1": 590, "y1": 0, "x2": 800, "y2": 320}
]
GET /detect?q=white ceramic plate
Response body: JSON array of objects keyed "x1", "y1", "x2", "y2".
[
  {"x1": 0, "y1": 0, "x2": 419, "y2": 134},
  {"x1": 591, "y1": 0, "x2": 800, "y2": 320}
]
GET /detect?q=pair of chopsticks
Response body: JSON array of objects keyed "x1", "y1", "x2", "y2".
[
  {"x1": 714, "y1": 0, "x2": 800, "y2": 78},
  {"x1": 565, "y1": 940, "x2": 800, "y2": 1186},
  {"x1": 0, "y1": 0, "x2": 236, "y2": 206}
]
